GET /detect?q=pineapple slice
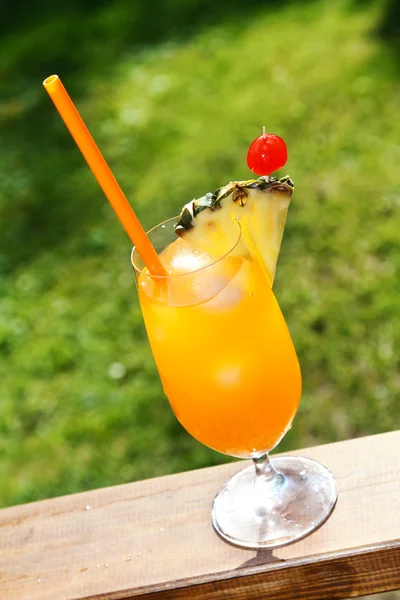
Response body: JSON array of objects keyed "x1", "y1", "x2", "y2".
[{"x1": 174, "y1": 175, "x2": 294, "y2": 285}]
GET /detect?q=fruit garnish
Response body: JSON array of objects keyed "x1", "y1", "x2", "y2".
[
  {"x1": 174, "y1": 175, "x2": 294, "y2": 285},
  {"x1": 247, "y1": 127, "x2": 288, "y2": 176}
]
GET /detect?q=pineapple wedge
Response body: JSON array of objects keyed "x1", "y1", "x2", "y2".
[{"x1": 174, "y1": 175, "x2": 294, "y2": 285}]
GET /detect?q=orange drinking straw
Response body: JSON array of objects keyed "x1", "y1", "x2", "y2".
[{"x1": 43, "y1": 75, "x2": 166, "y2": 276}]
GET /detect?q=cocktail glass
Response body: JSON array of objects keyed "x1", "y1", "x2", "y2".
[{"x1": 132, "y1": 217, "x2": 337, "y2": 549}]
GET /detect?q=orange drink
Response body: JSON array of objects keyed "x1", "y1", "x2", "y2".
[
  {"x1": 44, "y1": 79, "x2": 336, "y2": 550},
  {"x1": 133, "y1": 206, "x2": 336, "y2": 551},
  {"x1": 134, "y1": 219, "x2": 301, "y2": 458}
]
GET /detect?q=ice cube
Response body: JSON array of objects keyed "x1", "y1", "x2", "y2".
[
  {"x1": 215, "y1": 366, "x2": 243, "y2": 387},
  {"x1": 157, "y1": 238, "x2": 243, "y2": 307},
  {"x1": 204, "y1": 259, "x2": 249, "y2": 311},
  {"x1": 161, "y1": 238, "x2": 213, "y2": 276}
]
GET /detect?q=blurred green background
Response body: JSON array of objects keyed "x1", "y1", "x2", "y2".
[{"x1": 0, "y1": 0, "x2": 399, "y2": 508}]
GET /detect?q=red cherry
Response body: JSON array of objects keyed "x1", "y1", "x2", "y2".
[{"x1": 247, "y1": 128, "x2": 288, "y2": 176}]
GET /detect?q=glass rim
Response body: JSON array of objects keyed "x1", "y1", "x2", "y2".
[{"x1": 131, "y1": 216, "x2": 242, "y2": 279}]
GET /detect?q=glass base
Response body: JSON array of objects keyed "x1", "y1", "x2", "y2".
[{"x1": 212, "y1": 456, "x2": 337, "y2": 549}]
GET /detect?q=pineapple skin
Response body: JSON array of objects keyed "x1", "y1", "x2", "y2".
[{"x1": 175, "y1": 176, "x2": 293, "y2": 233}]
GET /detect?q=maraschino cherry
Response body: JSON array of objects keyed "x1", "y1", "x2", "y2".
[{"x1": 247, "y1": 127, "x2": 288, "y2": 176}]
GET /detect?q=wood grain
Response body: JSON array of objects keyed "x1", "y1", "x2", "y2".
[
  {"x1": 131, "y1": 544, "x2": 400, "y2": 600},
  {"x1": 0, "y1": 431, "x2": 399, "y2": 600}
]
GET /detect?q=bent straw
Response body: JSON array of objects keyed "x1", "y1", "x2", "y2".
[{"x1": 43, "y1": 75, "x2": 166, "y2": 276}]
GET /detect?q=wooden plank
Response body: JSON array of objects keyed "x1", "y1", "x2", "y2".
[
  {"x1": 132, "y1": 544, "x2": 400, "y2": 600},
  {"x1": 0, "y1": 431, "x2": 399, "y2": 600}
]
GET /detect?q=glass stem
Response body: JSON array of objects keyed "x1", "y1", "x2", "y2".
[{"x1": 253, "y1": 453, "x2": 284, "y2": 491}]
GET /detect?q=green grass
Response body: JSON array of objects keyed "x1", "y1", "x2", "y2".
[{"x1": 0, "y1": 0, "x2": 399, "y2": 507}]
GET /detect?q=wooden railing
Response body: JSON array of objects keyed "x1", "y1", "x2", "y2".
[{"x1": 0, "y1": 431, "x2": 399, "y2": 600}]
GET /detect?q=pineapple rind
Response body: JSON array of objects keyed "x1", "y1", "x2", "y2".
[{"x1": 175, "y1": 176, "x2": 293, "y2": 233}]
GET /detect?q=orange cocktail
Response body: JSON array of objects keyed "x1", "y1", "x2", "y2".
[
  {"x1": 133, "y1": 218, "x2": 301, "y2": 458},
  {"x1": 45, "y1": 78, "x2": 336, "y2": 551}
]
